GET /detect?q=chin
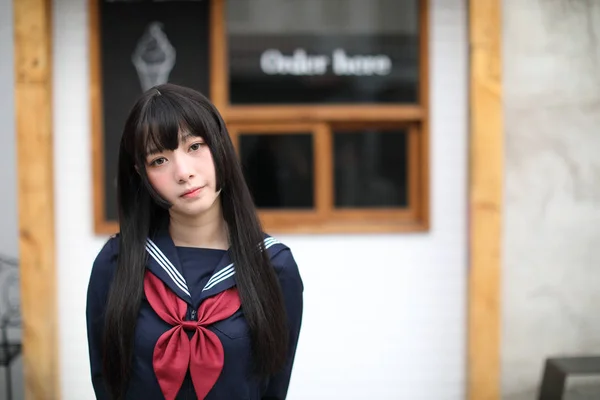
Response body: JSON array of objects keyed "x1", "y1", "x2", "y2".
[{"x1": 174, "y1": 196, "x2": 220, "y2": 217}]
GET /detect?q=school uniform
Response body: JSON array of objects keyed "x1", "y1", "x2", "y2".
[{"x1": 86, "y1": 231, "x2": 303, "y2": 400}]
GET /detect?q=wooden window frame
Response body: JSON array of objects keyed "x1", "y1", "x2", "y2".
[
  {"x1": 213, "y1": 0, "x2": 430, "y2": 234},
  {"x1": 91, "y1": 0, "x2": 429, "y2": 234},
  {"x1": 90, "y1": 0, "x2": 110, "y2": 234},
  {"x1": 229, "y1": 123, "x2": 329, "y2": 233},
  {"x1": 230, "y1": 122, "x2": 423, "y2": 233}
]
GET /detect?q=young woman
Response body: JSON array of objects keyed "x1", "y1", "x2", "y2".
[{"x1": 86, "y1": 84, "x2": 303, "y2": 400}]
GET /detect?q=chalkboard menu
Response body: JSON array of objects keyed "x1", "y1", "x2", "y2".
[
  {"x1": 226, "y1": 0, "x2": 420, "y2": 105},
  {"x1": 229, "y1": 34, "x2": 419, "y2": 105},
  {"x1": 95, "y1": 0, "x2": 210, "y2": 226}
]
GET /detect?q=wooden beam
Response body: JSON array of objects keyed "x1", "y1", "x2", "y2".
[
  {"x1": 14, "y1": 0, "x2": 59, "y2": 398},
  {"x1": 468, "y1": 0, "x2": 503, "y2": 399}
]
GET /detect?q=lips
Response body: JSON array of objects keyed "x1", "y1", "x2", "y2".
[{"x1": 181, "y1": 186, "x2": 203, "y2": 198}]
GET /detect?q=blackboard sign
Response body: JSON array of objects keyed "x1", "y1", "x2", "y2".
[
  {"x1": 228, "y1": 34, "x2": 420, "y2": 105},
  {"x1": 95, "y1": 0, "x2": 210, "y2": 227}
]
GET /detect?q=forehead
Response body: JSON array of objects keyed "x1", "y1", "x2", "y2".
[
  {"x1": 144, "y1": 129, "x2": 199, "y2": 155},
  {"x1": 179, "y1": 130, "x2": 196, "y2": 142}
]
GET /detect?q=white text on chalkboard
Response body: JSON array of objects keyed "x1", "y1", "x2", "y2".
[{"x1": 260, "y1": 48, "x2": 392, "y2": 76}]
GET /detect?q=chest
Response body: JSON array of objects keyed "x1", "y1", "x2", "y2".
[{"x1": 133, "y1": 295, "x2": 252, "y2": 360}]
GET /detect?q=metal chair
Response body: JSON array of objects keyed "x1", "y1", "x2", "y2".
[{"x1": 0, "y1": 255, "x2": 21, "y2": 400}]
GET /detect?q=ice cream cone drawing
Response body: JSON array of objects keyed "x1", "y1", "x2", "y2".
[{"x1": 131, "y1": 22, "x2": 176, "y2": 92}]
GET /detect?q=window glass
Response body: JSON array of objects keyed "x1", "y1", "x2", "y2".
[
  {"x1": 240, "y1": 133, "x2": 315, "y2": 209},
  {"x1": 333, "y1": 129, "x2": 409, "y2": 208}
]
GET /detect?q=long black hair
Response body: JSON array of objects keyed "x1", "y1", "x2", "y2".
[{"x1": 102, "y1": 83, "x2": 288, "y2": 399}]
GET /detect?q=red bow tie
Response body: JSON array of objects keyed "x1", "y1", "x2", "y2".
[{"x1": 144, "y1": 271, "x2": 241, "y2": 400}]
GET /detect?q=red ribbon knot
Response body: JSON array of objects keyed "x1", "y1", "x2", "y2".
[
  {"x1": 143, "y1": 271, "x2": 242, "y2": 400},
  {"x1": 181, "y1": 320, "x2": 198, "y2": 331}
]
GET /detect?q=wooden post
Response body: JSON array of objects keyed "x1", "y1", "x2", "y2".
[
  {"x1": 468, "y1": 0, "x2": 503, "y2": 399},
  {"x1": 14, "y1": 0, "x2": 59, "y2": 398}
]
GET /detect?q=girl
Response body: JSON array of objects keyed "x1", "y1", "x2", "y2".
[{"x1": 86, "y1": 84, "x2": 303, "y2": 400}]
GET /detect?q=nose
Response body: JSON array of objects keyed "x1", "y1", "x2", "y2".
[{"x1": 173, "y1": 155, "x2": 194, "y2": 183}]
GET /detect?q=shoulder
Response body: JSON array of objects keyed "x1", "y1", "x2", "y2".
[
  {"x1": 261, "y1": 233, "x2": 291, "y2": 268},
  {"x1": 263, "y1": 234, "x2": 302, "y2": 287},
  {"x1": 88, "y1": 234, "x2": 120, "y2": 293},
  {"x1": 262, "y1": 233, "x2": 288, "y2": 254},
  {"x1": 94, "y1": 234, "x2": 120, "y2": 268}
]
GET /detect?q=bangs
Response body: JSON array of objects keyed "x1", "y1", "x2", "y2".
[{"x1": 132, "y1": 91, "x2": 221, "y2": 163}]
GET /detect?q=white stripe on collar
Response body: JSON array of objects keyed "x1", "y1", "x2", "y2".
[
  {"x1": 146, "y1": 239, "x2": 191, "y2": 297},
  {"x1": 202, "y1": 237, "x2": 280, "y2": 292}
]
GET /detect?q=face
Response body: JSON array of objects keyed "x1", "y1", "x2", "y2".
[{"x1": 144, "y1": 131, "x2": 220, "y2": 219}]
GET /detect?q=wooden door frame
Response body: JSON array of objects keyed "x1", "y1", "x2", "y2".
[{"x1": 14, "y1": 0, "x2": 502, "y2": 399}]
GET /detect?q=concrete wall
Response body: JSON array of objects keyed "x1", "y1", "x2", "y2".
[{"x1": 502, "y1": 1, "x2": 600, "y2": 398}]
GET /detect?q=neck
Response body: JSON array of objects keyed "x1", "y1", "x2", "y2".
[{"x1": 168, "y1": 202, "x2": 229, "y2": 250}]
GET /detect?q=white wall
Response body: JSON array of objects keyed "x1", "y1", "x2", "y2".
[
  {"x1": 54, "y1": 1, "x2": 467, "y2": 399},
  {"x1": 502, "y1": 1, "x2": 600, "y2": 399}
]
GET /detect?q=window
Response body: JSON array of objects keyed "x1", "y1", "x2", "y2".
[
  {"x1": 216, "y1": 0, "x2": 429, "y2": 233},
  {"x1": 91, "y1": 0, "x2": 429, "y2": 234}
]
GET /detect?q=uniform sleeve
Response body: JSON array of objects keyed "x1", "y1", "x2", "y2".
[
  {"x1": 86, "y1": 238, "x2": 118, "y2": 400},
  {"x1": 262, "y1": 249, "x2": 304, "y2": 400}
]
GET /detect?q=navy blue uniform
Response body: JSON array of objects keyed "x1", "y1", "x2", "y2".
[{"x1": 86, "y1": 232, "x2": 303, "y2": 399}]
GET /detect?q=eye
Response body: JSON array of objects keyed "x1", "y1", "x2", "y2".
[
  {"x1": 149, "y1": 157, "x2": 167, "y2": 167},
  {"x1": 190, "y1": 142, "x2": 204, "y2": 151}
]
